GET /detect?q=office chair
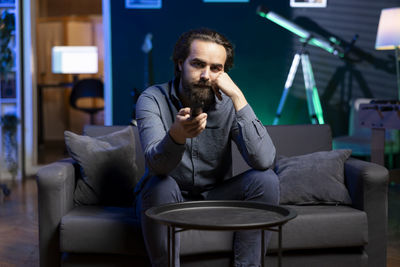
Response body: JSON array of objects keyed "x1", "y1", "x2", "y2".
[
  {"x1": 333, "y1": 98, "x2": 400, "y2": 168},
  {"x1": 70, "y1": 78, "x2": 104, "y2": 125}
]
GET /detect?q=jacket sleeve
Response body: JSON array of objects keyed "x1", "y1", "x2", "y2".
[
  {"x1": 135, "y1": 90, "x2": 186, "y2": 175},
  {"x1": 231, "y1": 104, "x2": 276, "y2": 170}
]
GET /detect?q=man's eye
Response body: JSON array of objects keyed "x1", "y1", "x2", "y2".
[
  {"x1": 211, "y1": 66, "x2": 222, "y2": 72},
  {"x1": 192, "y1": 62, "x2": 204, "y2": 68}
]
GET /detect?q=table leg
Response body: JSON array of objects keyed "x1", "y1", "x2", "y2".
[
  {"x1": 278, "y1": 225, "x2": 282, "y2": 267},
  {"x1": 168, "y1": 226, "x2": 171, "y2": 267},
  {"x1": 261, "y1": 229, "x2": 265, "y2": 267},
  {"x1": 38, "y1": 85, "x2": 44, "y2": 146},
  {"x1": 172, "y1": 226, "x2": 176, "y2": 267},
  {"x1": 371, "y1": 128, "x2": 385, "y2": 166}
]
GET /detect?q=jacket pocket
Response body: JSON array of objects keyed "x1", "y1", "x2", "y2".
[{"x1": 198, "y1": 128, "x2": 227, "y2": 161}]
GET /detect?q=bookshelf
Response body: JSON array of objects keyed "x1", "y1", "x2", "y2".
[{"x1": 0, "y1": 0, "x2": 21, "y2": 180}]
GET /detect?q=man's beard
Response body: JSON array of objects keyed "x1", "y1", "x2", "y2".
[{"x1": 182, "y1": 77, "x2": 216, "y2": 113}]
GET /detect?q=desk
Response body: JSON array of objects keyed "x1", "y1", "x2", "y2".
[
  {"x1": 359, "y1": 100, "x2": 400, "y2": 166},
  {"x1": 146, "y1": 200, "x2": 296, "y2": 267}
]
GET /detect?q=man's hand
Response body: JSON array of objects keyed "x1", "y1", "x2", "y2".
[
  {"x1": 214, "y1": 72, "x2": 248, "y2": 111},
  {"x1": 169, "y1": 107, "x2": 207, "y2": 144}
]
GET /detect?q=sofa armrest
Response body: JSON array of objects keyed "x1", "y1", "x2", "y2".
[
  {"x1": 36, "y1": 158, "x2": 77, "y2": 267},
  {"x1": 344, "y1": 157, "x2": 389, "y2": 267}
]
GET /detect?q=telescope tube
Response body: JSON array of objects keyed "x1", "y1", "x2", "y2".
[{"x1": 257, "y1": 5, "x2": 342, "y2": 57}]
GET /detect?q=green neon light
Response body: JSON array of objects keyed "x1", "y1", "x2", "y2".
[
  {"x1": 312, "y1": 87, "x2": 324, "y2": 124},
  {"x1": 329, "y1": 37, "x2": 340, "y2": 45},
  {"x1": 258, "y1": 11, "x2": 267, "y2": 18},
  {"x1": 266, "y1": 14, "x2": 308, "y2": 39},
  {"x1": 309, "y1": 39, "x2": 334, "y2": 53},
  {"x1": 309, "y1": 39, "x2": 345, "y2": 58}
]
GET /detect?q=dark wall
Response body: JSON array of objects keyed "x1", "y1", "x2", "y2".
[
  {"x1": 110, "y1": 0, "x2": 291, "y2": 125},
  {"x1": 110, "y1": 0, "x2": 399, "y2": 137}
]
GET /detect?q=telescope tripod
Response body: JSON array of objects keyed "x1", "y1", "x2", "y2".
[{"x1": 273, "y1": 50, "x2": 325, "y2": 125}]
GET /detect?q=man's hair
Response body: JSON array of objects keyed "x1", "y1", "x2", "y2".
[{"x1": 172, "y1": 28, "x2": 234, "y2": 79}]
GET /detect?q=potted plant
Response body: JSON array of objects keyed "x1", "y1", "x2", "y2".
[
  {"x1": 0, "y1": 9, "x2": 15, "y2": 98},
  {"x1": 1, "y1": 113, "x2": 19, "y2": 179}
]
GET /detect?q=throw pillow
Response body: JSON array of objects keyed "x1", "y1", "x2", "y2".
[
  {"x1": 64, "y1": 126, "x2": 138, "y2": 206},
  {"x1": 275, "y1": 149, "x2": 352, "y2": 205}
]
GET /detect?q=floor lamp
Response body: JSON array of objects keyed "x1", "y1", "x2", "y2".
[{"x1": 375, "y1": 7, "x2": 400, "y2": 100}]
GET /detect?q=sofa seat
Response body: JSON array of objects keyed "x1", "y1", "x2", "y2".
[
  {"x1": 60, "y1": 206, "x2": 146, "y2": 256},
  {"x1": 269, "y1": 205, "x2": 368, "y2": 250},
  {"x1": 60, "y1": 204, "x2": 367, "y2": 256}
]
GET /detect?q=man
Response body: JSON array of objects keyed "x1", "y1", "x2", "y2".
[{"x1": 135, "y1": 28, "x2": 279, "y2": 267}]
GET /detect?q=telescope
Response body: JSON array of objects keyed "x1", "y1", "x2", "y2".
[
  {"x1": 256, "y1": 5, "x2": 343, "y2": 58},
  {"x1": 256, "y1": 5, "x2": 333, "y2": 125}
]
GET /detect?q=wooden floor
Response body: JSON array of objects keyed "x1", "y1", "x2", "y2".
[
  {"x1": 0, "y1": 178, "x2": 39, "y2": 267},
  {"x1": 0, "y1": 175, "x2": 399, "y2": 266}
]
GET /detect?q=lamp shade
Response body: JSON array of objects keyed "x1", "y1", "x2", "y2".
[
  {"x1": 52, "y1": 46, "x2": 98, "y2": 74},
  {"x1": 375, "y1": 7, "x2": 400, "y2": 50}
]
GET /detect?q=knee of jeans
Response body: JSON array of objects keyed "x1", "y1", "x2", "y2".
[
  {"x1": 141, "y1": 175, "x2": 181, "y2": 205},
  {"x1": 249, "y1": 169, "x2": 280, "y2": 203}
]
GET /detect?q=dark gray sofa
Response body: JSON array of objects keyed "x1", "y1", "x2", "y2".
[{"x1": 36, "y1": 124, "x2": 389, "y2": 267}]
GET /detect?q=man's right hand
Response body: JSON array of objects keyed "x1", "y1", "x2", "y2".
[{"x1": 169, "y1": 107, "x2": 207, "y2": 144}]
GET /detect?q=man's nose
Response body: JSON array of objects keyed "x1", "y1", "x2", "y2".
[{"x1": 200, "y1": 67, "x2": 210, "y2": 80}]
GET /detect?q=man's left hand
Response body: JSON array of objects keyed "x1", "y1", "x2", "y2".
[{"x1": 214, "y1": 72, "x2": 248, "y2": 111}]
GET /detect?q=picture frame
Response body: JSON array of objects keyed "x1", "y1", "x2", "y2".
[
  {"x1": 203, "y1": 0, "x2": 249, "y2": 2},
  {"x1": 125, "y1": 0, "x2": 162, "y2": 9},
  {"x1": 290, "y1": 0, "x2": 327, "y2": 8}
]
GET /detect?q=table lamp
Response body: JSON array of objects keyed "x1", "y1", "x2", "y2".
[
  {"x1": 51, "y1": 46, "x2": 98, "y2": 83},
  {"x1": 375, "y1": 7, "x2": 400, "y2": 100}
]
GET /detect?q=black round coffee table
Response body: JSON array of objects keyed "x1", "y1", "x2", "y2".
[{"x1": 146, "y1": 200, "x2": 297, "y2": 267}]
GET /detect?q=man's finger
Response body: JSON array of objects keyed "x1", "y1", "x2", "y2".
[
  {"x1": 177, "y1": 113, "x2": 190, "y2": 122},
  {"x1": 188, "y1": 124, "x2": 206, "y2": 136},
  {"x1": 178, "y1": 107, "x2": 191, "y2": 116},
  {"x1": 212, "y1": 84, "x2": 223, "y2": 101},
  {"x1": 185, "y1": 114, "x2": 207, "y2": 135},
  {"x1": 215, "y1": 88, "x2": 223, "y2": 101},
  {"x1": 187, "y1": 112, "x2": 207, "y2": 122}
]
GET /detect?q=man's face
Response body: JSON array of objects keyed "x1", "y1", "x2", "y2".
[{"x1": 179, "y1": 39, "x2": 227, "y2": 111}]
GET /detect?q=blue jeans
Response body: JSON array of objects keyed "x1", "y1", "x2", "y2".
[{"x1": 135, "y1": 169, "x2": 280, "y2": 267}]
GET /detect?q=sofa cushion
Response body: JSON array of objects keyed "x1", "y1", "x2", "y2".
[
  {"x1": 275, "y1": 149, "x2": 352, "y2": 205},
  {"x1": 84, "y1": 125, "x2": 146, "y2": 179},
  {"x1": 64, "y1": 126, "x2": 138, "y2": 206},
  {"x1": 269, "y1": 205, "x2": 368, "y2": 251},
  {"x1": 60, "y1": 207, "x2": 234, "y2": 256},
  {"x1": 60, "y1": 206, "x2": 147, "y2": 256},
  {"x1": 232, "y1": 124, "x2": 333, "y2": 176},
  {"x1": 60, "y1": 205, "x2": 367, "y2": 256}
]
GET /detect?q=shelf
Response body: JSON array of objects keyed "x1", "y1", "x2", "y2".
[{"x1": 0, "y1": 98, "x2": 16, "y2": 103}]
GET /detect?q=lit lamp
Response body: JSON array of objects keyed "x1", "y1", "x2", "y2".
[
  {"x1": 375, "y1": 7, "x2": 400, "y2": 100},
  {"x1": 51, "y1": 46, "x2": 98, "y2": 83},
  {"x1": 51, "y1": 46, "x2": 102, "y2": 124}
]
